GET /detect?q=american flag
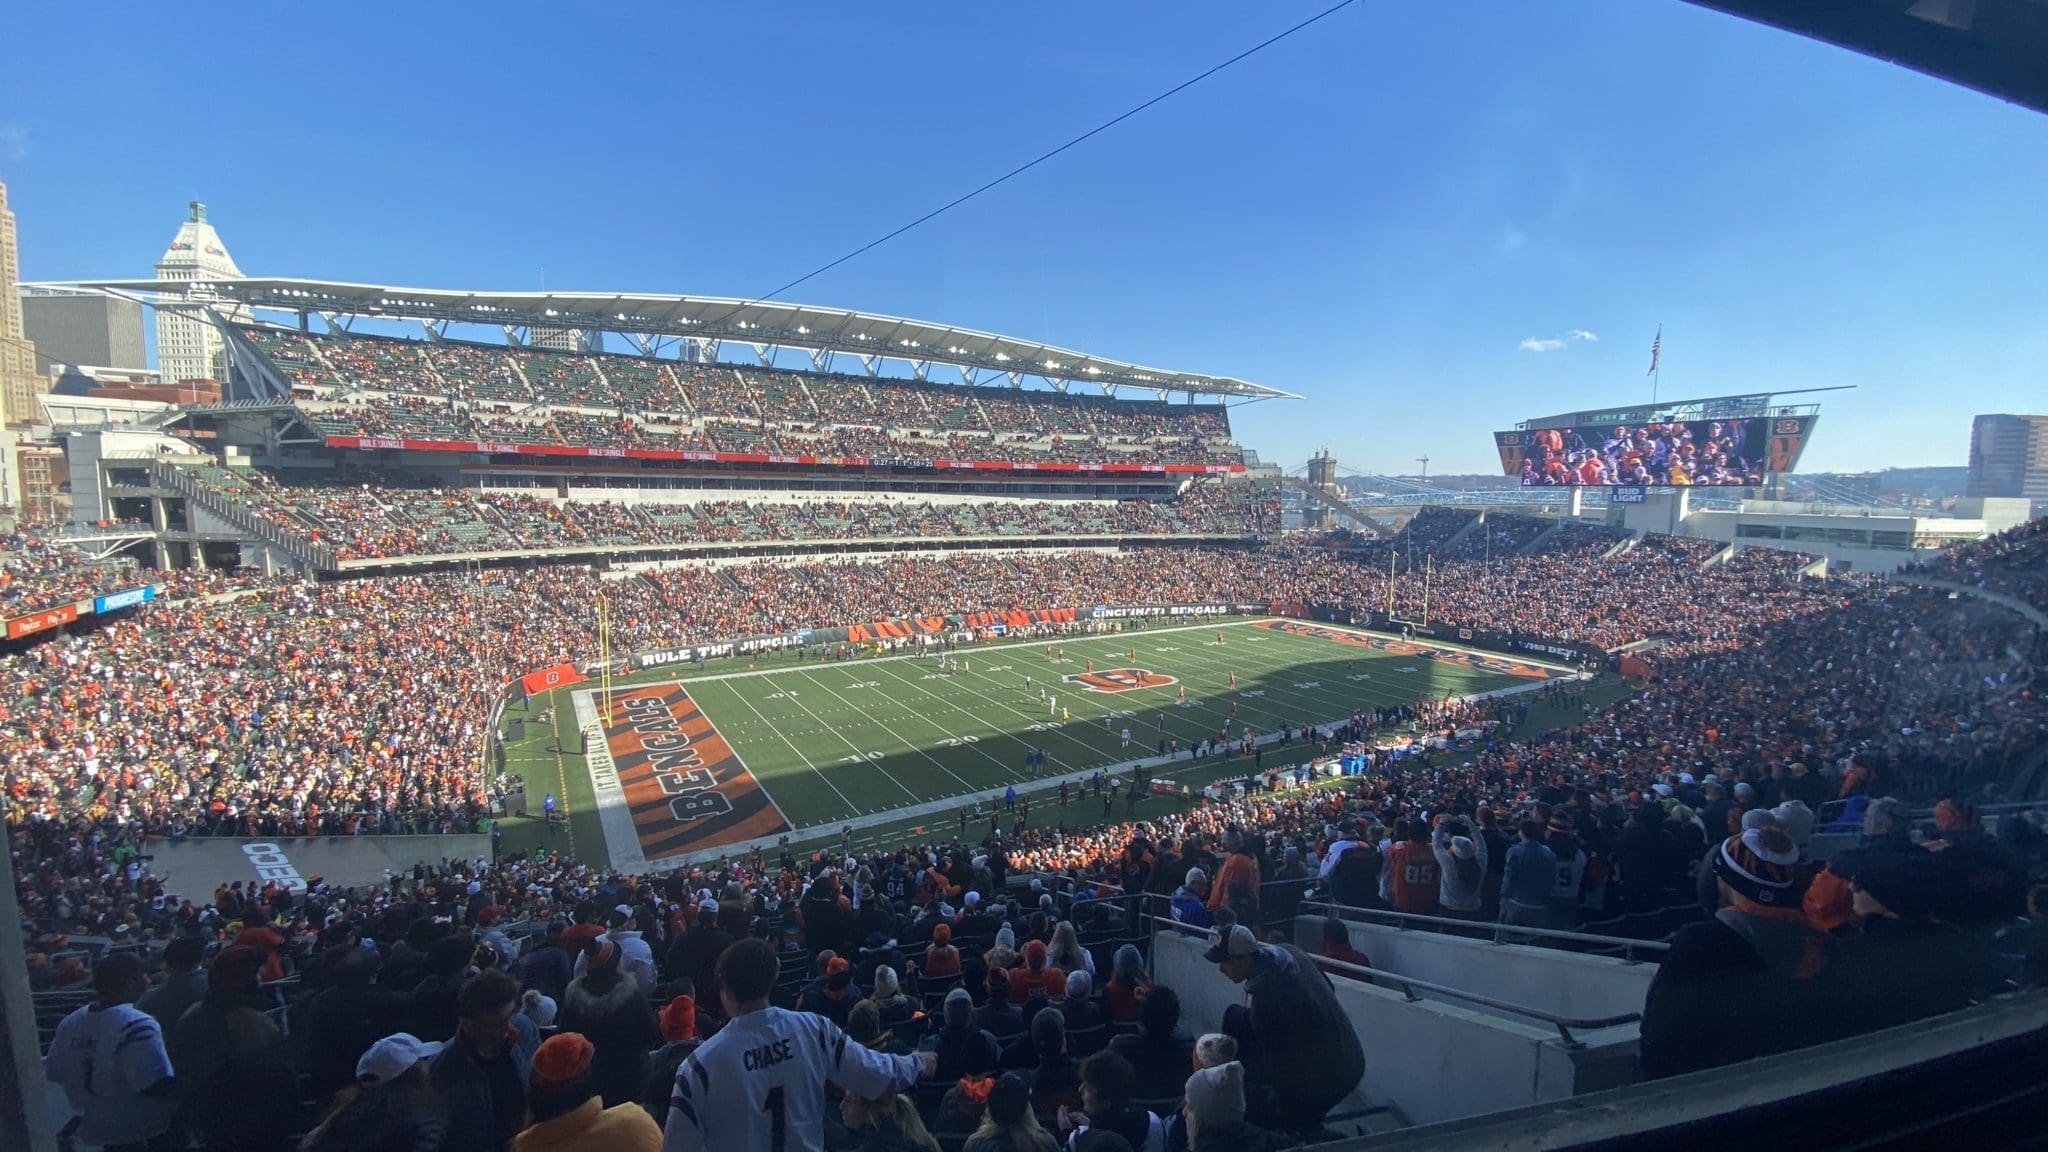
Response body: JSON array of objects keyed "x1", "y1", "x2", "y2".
[{"x1": 1647, "y1": 327, "x2": 1662, "y2": 376}]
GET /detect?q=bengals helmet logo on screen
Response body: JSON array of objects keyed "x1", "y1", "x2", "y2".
[
  {"x1": 1064, "y1": 668, "x2": 1179, "y2": 693},
  {"x1": 1774, "y1": 418, "x2": 1803, "y2": 435}
]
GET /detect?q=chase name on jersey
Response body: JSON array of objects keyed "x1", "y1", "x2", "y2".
[{"x1": 743, "y1": 1037, "x2": 797, "y2": 1071}]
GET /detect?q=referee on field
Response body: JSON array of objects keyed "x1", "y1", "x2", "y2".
[{"x1": 663, "y1": 938, "x2": 934, "y2": 1152}]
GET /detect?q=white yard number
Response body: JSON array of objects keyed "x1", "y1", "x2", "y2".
[
  {"x1": 847, "y1": 681, "x2": 881, "y2": 689},
  {"x1": 839, "y1": 751, "x2": 883, "y2": 764},
  {"x1": 764, "y1": 691, "x2": 800, "y2": 700},
  {"x1": 987, "y1": 664, "x2": 1014, "y2": 672},
  {"x1": 1240, "y1": 690, "x2": 1266, "y2": 698},
  {"x1": 938, "y1": 736, "x2": 981, "y2": 747},
  {"x1": 1293, "y1": 681, "x2": 1322, "y2": 690},
  {"x1": 1347, "y1": 673, "x2": 1373, "y2": 681}
]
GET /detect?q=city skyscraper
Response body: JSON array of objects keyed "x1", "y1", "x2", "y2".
[
  {"x1": 152, "y1": 200, "x2": 244, "y2": 383},
  {"x1": 1967, "y1": 413, "x2": 2048, "y2": 503},
  {"x1": 0, "y1": 180, "x2": 45, "y2": 429}
]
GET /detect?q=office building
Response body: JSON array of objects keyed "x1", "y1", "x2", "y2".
[
  {"x1": 1966, "y1": 413, "x2": 2048, "y2": 502},
  {"x1": 21, "y1": 288, "x2": 147, "y2": 373},
  {"x1": 0, "y1": 181, "x2": 45, "y2": 430},
  {"x1": 152, "y1": 200, "x2": 245, "y2": 383}
]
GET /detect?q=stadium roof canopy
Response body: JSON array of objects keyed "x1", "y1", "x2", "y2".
[
  {"x1": 1686, "y1": 0, "x2": 2048, "y2": 114},
  {"x1": 39, "y1": 276, "x2": 1298, "y2": 402}
]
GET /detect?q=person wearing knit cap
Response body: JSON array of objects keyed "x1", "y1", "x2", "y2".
[
  {"x1": 866, "y1": 964, "x2": 914, "y2": 1026},
  {"x1": 559, "y1": 936, "x2": 663, "y2": 1108},
  {"x1": 1641, "y1": 825, "x2": 1837, "y2": 1080},
  {"x1": 1772, "y1": 800, "x2": 1816, "y2": 859},
  {"x1": 1180, "y1": 1061, "x2": 1280, "y2": 1152},
  {"x1": 966, "y1": 1071, "x2": 1057, "y2": 1152},
  {"x1": 1051, "y1": 968, "x2": 1101, "y2": 1030},
  {"x1": 974, "y1": 967, "x2": 1026, "y2": 1039},
  {"x1": 1012, "y1": 938, "x2": 1065, "y2": 1004},
  {"x1": 513, "y1": 1032, "x2": 662, "y2": 1152},
  {"x1": 925, "y1": 922, "x2": 962, "y2": 978}
]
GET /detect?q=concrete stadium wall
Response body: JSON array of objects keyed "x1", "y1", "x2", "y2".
[
  {"x1": 1150, "y1": 929, "x2": 1641, "y2": 1127},
  {"x1": 148, "y1": 834, "x2": 492, "y2": 894},
  {"x1": 1296, "y1": 916, "x2": 1657, "y2": 1023}
]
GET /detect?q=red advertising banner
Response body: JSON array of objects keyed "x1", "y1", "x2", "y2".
[
  {"x1": 6, "y1": 602, "x2": 80, "y2": 640},
  {"x1": 324, "y1": 435, "x2": 1245, "y2": 476},
  {"x1": 519, "y1": 662, "x2": 588, "y2": 695}
]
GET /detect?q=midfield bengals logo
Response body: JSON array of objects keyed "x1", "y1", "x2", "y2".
[{"x1": 1064, "y1": 667, "x2": 1178, "y2": 693}]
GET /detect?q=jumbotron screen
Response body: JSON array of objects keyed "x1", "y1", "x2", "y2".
[{"x1": 1494, "y1": 415, "x2": 1817, "y2": 488}]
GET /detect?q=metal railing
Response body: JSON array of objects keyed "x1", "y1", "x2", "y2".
[
  {"x1": 1300, "y1": 899, "x2": 1671, "y2": 963},
  {"x1": 1144, "y1": 913, "x2": 1639, "y2": 1048}
]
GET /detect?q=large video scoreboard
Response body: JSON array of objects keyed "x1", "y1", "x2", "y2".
[{"x1": 1494, "y1": 393, "x2": 1820, "y2": 489}]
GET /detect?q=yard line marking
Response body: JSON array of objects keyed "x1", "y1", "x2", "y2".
[
  {"x1": 862, "y1": 659, "x2": 1040, "y2": 781},
  {"x1": 793, "y1": 667, "x2": 982, "y2": 795},
  {"x1": 756, "y1": 672, "x2": 922, "y2": 804},
  {"x1": 696, "y1": 676, "x2": 861, "y2": 813}
]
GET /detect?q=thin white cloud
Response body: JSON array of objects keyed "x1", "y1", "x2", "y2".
[
  {"x1": 1519, "y1": 328, "x2": 1598, "y2": 353},
  {"x1": 0, "y1": 125, "x2": 25, "y2": 160}
]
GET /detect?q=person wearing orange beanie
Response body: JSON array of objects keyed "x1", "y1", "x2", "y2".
[{"x1": 514, "y1": 1032, "x2": 661, "y2": 1152}]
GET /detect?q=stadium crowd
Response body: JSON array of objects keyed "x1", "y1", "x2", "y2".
[
  {"x1": 1904, "y1": 515, "x2": 2048, "y2": 610},
  {"x1": 14, "y1": 510, "x2": 2048, "y2": 1151},
  {"x1": 237, "y1": 324, "x2": 1242, "y2": 470},
  {"x1": 181, "y1": 471, "x2": 1280, "y2": 562}
]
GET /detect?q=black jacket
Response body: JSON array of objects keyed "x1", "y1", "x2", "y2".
[
  {"x1": 1242, "y1": 945, "x2": 1364, "y2": 1133},
  {"x1": 558, "y1": 972, "x2": 663, "y2": 1108}
]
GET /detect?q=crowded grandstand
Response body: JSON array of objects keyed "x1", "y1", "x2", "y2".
[{"x1": 0, "y1": 261, "x2": 2041, "y2": 1152}]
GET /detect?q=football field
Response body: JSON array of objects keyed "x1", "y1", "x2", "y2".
[{"x1": 500, "y1": 618, "x2": 1572, "y2": 870}]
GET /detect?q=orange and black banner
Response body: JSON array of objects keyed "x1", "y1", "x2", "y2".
[{"x1": 603, "y1": 683, "x2": 790, "y2": 859}]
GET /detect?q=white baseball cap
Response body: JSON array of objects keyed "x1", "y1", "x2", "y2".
[{"x1": 356, "y1": 1033, "x2": 442, "y2": 1085}]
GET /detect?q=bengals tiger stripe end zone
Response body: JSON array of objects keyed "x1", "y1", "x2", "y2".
[{"x1": 585, "y1": 682, "x2": 790, "y2": 867}]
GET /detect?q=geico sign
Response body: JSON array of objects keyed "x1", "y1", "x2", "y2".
[{"x1": 241, "y1": 842, "x2": 308, "y2": 891}]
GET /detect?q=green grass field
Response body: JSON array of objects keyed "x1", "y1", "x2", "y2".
[{"x1": 496, "y1": 617, "x2": 1572, "y2": 869}]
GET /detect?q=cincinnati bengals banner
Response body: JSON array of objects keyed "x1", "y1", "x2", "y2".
[{"x1": 519, "y1": 662, "x2": 588, "y2": 695}]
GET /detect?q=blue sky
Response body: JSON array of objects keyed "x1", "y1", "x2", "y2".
[{"x1": 3, "y1": 2, "x2": 2044, "y2": 476}]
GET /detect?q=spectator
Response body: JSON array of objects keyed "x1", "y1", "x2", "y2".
[
  {"x1": 1314, "y1": 919, "x2": 1371, "y2": 973},
  {"x1": 1430, "y1": 817, "x2": 1487, "y2": 919},
  {"x1": 307, "y1": 947, "x2": 405, "y2": 1099},
  {"x1": 662, "y1": 937, "x2": 933, "y2": 1152},
  {"x1": 138, "y1": 936, "x2": 209, "y2": 1032},
  {"x1": 924, "y1": 924, "x2": 962, "y2": 979},
  {"x1": 1012, "y1": 940, "x2": 1065, "y2": 1004},
  {"x1": 516, "y1": 922, "x2": 575, "y2": 1004},
  {"x1": 1060, "y1": 1050, "x2": 1164, "y2": 1152},
  {"x1": 559, "y1": 938, "x2": 663, "y2": 1108},
  {"x1": 934, "y1": 987, "x2": 1002, "y2": 1083},
  {"x1": 300, "y1": 1032, "x2": 448, "y2": 1152},
  {"x1": 1110, "y1": 986, "x2": 1194, "y2": 1101},
  {"x1": 964, "y1": 1072, "x2": 1060, "y2": 1152},
  {"x1": 514, "y1": 1032, "x2": 663, "y2": 1152},
  {"x1": 1205, "y1": 924, "x2": 1364, "y2": 1135},
  {"x1": 867, "y1": 964, "x2": 916, "y2": 1027},
  {"x1": 1015, "y1": 1006, "x2": 1080, "y2": 1119},
  {"x1": 1180, "y1": 1062, "x2": 1280, "y2": 1152},
  {"x1": 975, "y1": 969, "x2": 1027, "y2": 1039},
  {"x1": 171, "y1": 945, "x2": 299, "y2": 1152},
  {"x1": 640, "y1": 991, "x2": 701, "y2": 1127},
  {"x1": 1639, "y1": 827, "x2": 1828, "y2": 1079},
  {"x1": 1169, "y1": 870, "x2": 1212, "y2": 929},
  {"x1": 1050, "y1": 970, "x2": 1102, "y2": 1032},
  {"x1": 43, "y1": 951, "x2": 179, "y2": 1152},
  {"x1": 836, "y1": 1089, "x2": 944, "y2": 1152},
  {"x1": 1499, "y1": 821, "x2": 1558, "y2": 930},
  {"x1": 799, "y1": 956, "x2": 862, "y2": 1028},
  {"x1": 433, "y1": 970, "x2": 540, "y2": 1152}
]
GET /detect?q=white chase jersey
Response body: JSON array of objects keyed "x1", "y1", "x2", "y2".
[{"x1": 663, "y1": 1006, "x2": 921, "y2": 1152}]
